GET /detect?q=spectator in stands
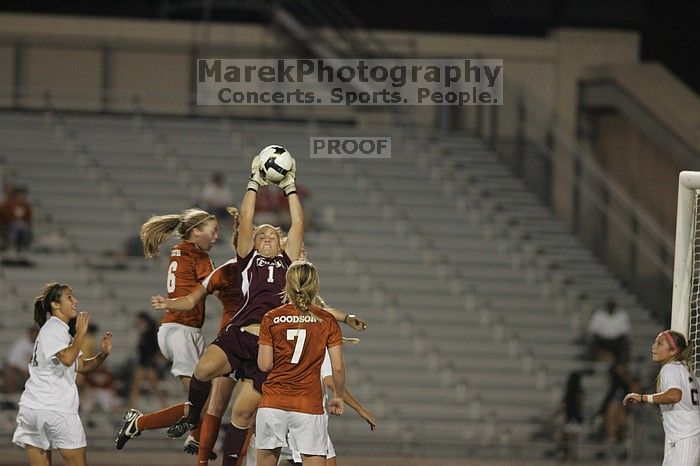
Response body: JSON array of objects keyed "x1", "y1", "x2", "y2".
[
  {"x1": 0, "y1": 185, "x2": 34, "y2": 257},
  {"x1": 255, "y1": 184, "x2": 315, "y2": 231},
  {"x1": 201, "y1": 172, "x2": 234, "y2": 223},
  {"x1": 82, "y1": 364, "x2": 120, "y2": 417},
  {"x1": 0, "y1": 180, "x2": 15, "y2": 250},
  {"x1": 127, "y1": 312, "x2": 167, "y2": 409},
  {"x1": 555, "y1": 370, "x2": 585, "y2": 461},
  {"x1": 595, "y1": 359, "x2": 638, "y2": 460},
  {"x1": 2, "y1": 327, "x2": 39, "y2": 397},
  {"x1": 587, "y1": 299, "x2": 631, "y2": 362}
]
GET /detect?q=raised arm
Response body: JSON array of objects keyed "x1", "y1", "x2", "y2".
[
  {"x1": 238, "y1": 155, "x2": 269, "y2": 257},
  {"x1": 78, "y1": 330, "x2": 112, "y2": 374},
  {"x1": 283, "y1": 193, "x2": 304, "y2": 261},
  {"x1": 151, "y1": 284, "x2": 207, "y2": 312},
  {"x1": 57, "y1": 311, "x2": 88, "y2": 367}
]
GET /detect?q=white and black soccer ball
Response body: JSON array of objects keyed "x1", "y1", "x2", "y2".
[{"x1": 257, "y1": 145, "x2": 294, "y2": 183}]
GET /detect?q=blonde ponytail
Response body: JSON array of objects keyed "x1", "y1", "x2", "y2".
[
  {"x1": 283, "y1": 260, "x2": 321, "y2": 321},
  {"x1": 140, "y1": 208, "x2": 215, "y2": 258}
]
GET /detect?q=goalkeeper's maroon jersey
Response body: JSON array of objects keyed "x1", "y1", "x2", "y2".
[{"x1": 230, "y1": 248, "x2": 293, "y2": 327}]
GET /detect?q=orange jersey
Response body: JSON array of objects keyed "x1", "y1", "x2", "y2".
[
  {"x1": 202, "y1": 258, "x2": 242, "y2": 332},
  {"x1": 258, "y1": 304, "x2": 343, "y2": 415},
  {"x1": 161, "y1": 241, "x2": 214, "y2": 329}
]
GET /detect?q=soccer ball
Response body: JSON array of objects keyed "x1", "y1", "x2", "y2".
[{"x1": 257, "y1": 145, "x2": 294, "y2": 183}]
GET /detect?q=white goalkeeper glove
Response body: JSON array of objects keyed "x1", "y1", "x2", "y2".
[
  {"x1": 246, "y1": 155, "x2": 268, "y2": 192},
  {"x1": 278, "y1": 157, "x2": 297, "y2": 197}
]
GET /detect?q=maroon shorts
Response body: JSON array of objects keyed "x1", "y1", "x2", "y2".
[{"x1": 212, "y1": 325, "x2": 267, "y2": 394}]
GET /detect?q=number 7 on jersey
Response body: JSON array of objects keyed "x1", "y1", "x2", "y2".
[{"x1": 286, "y1": 329, "x2": 307, "y2": 364}]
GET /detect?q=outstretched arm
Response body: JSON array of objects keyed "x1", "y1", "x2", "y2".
[
  {"x1": 623, "y1": 388, "x2": 683, "y2": 406},
  {"x1": 323, "y1": 306, "x2": 367, "y2": 332},
  {"x1": 323, "y1": 376, "x2": 377, "y2": 430},
  {"x1": 151, "y1": 284, "x2": 207, "y2": 312}
]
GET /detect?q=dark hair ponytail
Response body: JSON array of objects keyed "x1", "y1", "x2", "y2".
[{"x1": 33, "y1": 282, "x2": 70, "y2": 327}]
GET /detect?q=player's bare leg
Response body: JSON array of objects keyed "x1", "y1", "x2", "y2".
[
  {"x1": 256, "y1": 447, "x2": 281, "y2": 466},
  {"x1": 299, "y1": 454, "x2": 325, "y2": 466},
  {"x1": 58, "y1": 446, "x2": 87, "y2": 466},
  {"x1": 25, "y1": 445, "x2": 51, "y2": 466},
  {"x1": 168, "y1": 345, "x2": 231, "y2": 438}
]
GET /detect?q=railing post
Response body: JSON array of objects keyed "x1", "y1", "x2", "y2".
[
  {"x1": 489, "y1": 105, "x2": 499, "y2": 150},
  {"x1": 600, "y1": 185, "x2": 610, "y2": 259},
  {"x1": 101, "y1": 45, "x2": 112, "y2": 113},
  {"x1": 544, "y1": 122, "x2": 554, "y2": 206},
  {"x1": 515, "y1": 94, "x2": 525, "y2": 178},
  {"x1": 13, "y1": 40, "x2": 23, "y2": 110},
  {"x1": 572, "y1": 153, "x2": 582, "y2": 234},
  {"x1": 630, "y1": 212, "x2": 639, "y2": 284}
]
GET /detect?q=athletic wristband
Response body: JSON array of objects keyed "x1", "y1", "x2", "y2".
[
  {"x1": 644, "y1": 394, "x2": 654, "y2": 404},
  {"x1": 246, "y1": 179, "x2": 260, "y2": 192}
]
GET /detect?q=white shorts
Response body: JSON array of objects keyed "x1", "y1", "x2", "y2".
[
  {"x1": 663, "y1": 434, "x2": 700, "y2": 466},
  {"x1": 292, "y1": 435, "x2": 335, "y2": 462},
  {"x1": 255, "y1": 407, "x2": 328, "y2": 456},
  {"x1": 13, "y1": 405, "x2": 86, "y2": 450},
  {"x1": 157, "y1": 323, "x2": 205, "y2": 378}
]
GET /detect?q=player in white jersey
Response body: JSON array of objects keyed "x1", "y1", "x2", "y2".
[
  {"x1": 623, "y1": 330, "x2": 700, "y2": 466},
  {"x1": 12, "y1": 282, "x2": 112, "y2": 466}
]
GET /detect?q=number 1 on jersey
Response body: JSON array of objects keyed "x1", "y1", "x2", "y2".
[
  {"x1": 267, "y1": 265, "x2": 274, "y2": 283},
  {"x1": 287, "y1": 329, "x2": 307, "y2": 364}
]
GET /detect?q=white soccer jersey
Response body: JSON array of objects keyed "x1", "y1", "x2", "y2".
[
  {"x1": 659, "y1": 362, "x2": 700, "y2": 442},
  {"x1": 19, "y1": 317, "x2": 80, "y2": 413}
]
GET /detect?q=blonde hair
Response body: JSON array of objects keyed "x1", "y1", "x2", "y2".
[
  {"x1": 283, "y1": 260, "x2": 322, "y2": 321},
  {"x1": 140, "y1": 208, "x2": 215, "y2": 258}
]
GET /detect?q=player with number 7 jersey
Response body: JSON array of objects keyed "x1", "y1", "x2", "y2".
[{"x1": 255, "y1": 260, "x2": 345, "y2": 466}]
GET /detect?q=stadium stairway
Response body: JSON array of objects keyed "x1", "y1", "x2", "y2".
[{"x1": 0, "y1": 110, "x2": 663, "y2": 460}]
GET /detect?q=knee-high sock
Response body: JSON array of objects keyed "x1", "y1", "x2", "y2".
[
  {"x1": 221, "y1": 423, "x2": 249, "y2": 466},
  {"x1": 196, "y1": 413, "x2": 222, "y2": 465},
  {"x1": 235, "y1": 429, "x2": 253, "y2": 466},
  {"x1": 186, "y1": 376, "x2": 212, "y2": 424},
  {"x1": 136, "y1": 403, "x2": 187, "y2": 431}
]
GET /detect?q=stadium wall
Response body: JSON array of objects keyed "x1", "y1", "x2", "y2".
[{"x1": 0, "y1": 13, "x2": 642, "y2": 230}]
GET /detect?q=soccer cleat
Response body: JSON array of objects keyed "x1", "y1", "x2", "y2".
[
  {"x1": 115, "y1": 408, "x2": 142, "y2": 450},
  {"x1": 167, "y1": 416, "x2": 198, "y2": 439},
  {"x1": 183, "y1": 435, "x2": 218, "y2": 460}
]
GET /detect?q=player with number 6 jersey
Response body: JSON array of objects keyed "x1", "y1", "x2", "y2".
[
  {"x1": 115, "y1": 208, "x2": 218, "y2": 451},
  {"x1": 623, "y1": 330, "x2": 700, "y2": 466}
]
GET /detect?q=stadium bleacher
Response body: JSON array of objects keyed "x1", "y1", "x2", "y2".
[{"x1": 0, "y1": 110, "x2": 664, "y2": 460}]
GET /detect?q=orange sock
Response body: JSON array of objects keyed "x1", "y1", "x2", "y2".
[
  {"x1": 196, "y1": 414, "x2": 222, "y2": 465},
  {"x1": 136, "y1": 403, "x2": 187, "y2": 431}
]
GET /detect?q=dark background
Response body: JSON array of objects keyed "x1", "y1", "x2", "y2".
[{"x1": 1, "y1": 0, "x2": 698, "y2": 93}]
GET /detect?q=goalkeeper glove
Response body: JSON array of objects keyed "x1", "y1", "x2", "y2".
[
  {"x1": 246, "y1": 155, "x2": 268, "y2": 192},
  {"x1": 278, "y1": 157, "x2": 297, "y2": 196}
]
